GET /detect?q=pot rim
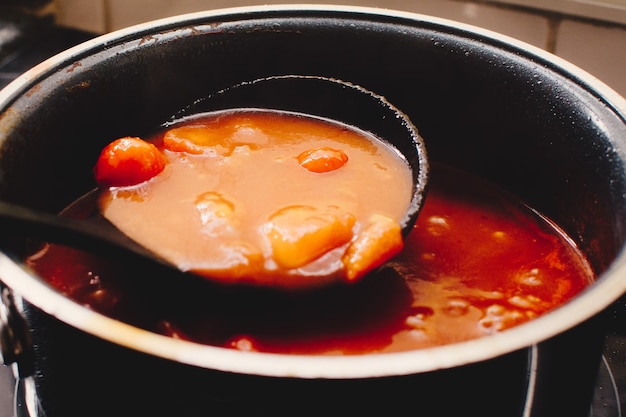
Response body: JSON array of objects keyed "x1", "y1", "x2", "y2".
[{"x1": 2, "y1": 4, "x2": 626, "y2": 379}]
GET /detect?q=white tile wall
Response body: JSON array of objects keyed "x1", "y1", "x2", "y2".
[
  {"x1": 555, "y1": 19, "x2": 626, "y2": 98},
  {"x1": 53, "y1": 0, "x2": 107, "y2": 33},
  {"x1": 50, "y1": 0, "x2": 626, "y2": 98},
  {"x1": 53, "y1": 0, "x2": 550, "y2": 48},
  {"x1": 486, "y1": 0, "x2": 626, "y2": 26}
]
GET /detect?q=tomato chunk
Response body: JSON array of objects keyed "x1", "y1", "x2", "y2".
[
  {"x1": 265, "y1": 205, "x2": 356, "y2": 269},
  {"x1": 94, "y1": 137, "x2": 166, "y2": 187},
  {"x1": 342, "y1": 214, "x2": 404, "y2": 281},
  {"x1": 297, "y1": 147, "x2": 348, "y2": 173},
  {"x1": 162, "y1": 125, "x2": 228, "y2": 154}
]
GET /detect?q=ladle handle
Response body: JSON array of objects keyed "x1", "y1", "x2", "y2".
[
  {"x1": 0, "y1": 200, "x2": 110, "y2": 246},
  {"x1": 0, "y1": 200, "x2": 159, "y2": 264}
]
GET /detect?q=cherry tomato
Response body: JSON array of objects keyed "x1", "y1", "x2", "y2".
[
  {"x1": 297, "y1": 147, "x2": 348, "y2": 173},
  {"x1": 94, "y1": 137, "x2": 166, "y2": 187}
]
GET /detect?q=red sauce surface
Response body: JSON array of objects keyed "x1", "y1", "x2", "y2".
[{"x1": 26, "y1": 165, "x2": 592, "y2": 355}]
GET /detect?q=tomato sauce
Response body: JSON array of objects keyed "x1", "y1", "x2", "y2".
[{"x1": 26, "y1": 163, "x2": 592, "y2": 355}]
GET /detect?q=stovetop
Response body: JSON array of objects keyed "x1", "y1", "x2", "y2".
[
  {"x1": 0, "y1": 8, "x2": 624, "y2": 417},
  {"x1": 596, "y1": 295, "x2": 626, "y2": 416}
]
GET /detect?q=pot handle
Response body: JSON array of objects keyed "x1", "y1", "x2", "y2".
[{"x1": 0, "y1": 282, "x2": 34, "y2": 377}]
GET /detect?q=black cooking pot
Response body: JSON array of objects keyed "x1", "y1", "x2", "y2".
[{"x1": 1, "y1": 5, "x2": 626, "y2": 417}]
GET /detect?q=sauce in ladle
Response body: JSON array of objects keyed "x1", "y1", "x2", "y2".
[{"x1": 94, "y1": 109, "x2": 414, "y2": 288}]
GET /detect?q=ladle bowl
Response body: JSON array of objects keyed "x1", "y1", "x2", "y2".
[{"x1": 0, "y1": 74, "x2": 428, "y2": 290}]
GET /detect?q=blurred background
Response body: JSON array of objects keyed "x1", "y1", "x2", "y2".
[{"x1": 29, "y1": 0, "x2": 626, "y2": 99}]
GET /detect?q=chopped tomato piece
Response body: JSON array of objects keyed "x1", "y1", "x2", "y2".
[
  {"x1": 163, "y1": 119, "x2": 270, "y2": 155},
  {"x1": 265, "y1": 206, "x2": 356, "y2": 269},
  {"x1": 342, "y1": 214, "x2": 404, "y2": 281},
  {"x1": 297, "y1": 147, "x2": 348, "y2": 173},
  {"x1": 195, "y1": 192, "x2": 236, "y2": 225},
  {"x1": 162, "y1": 125, "x2": 230, "y2": 154},
  {"x1": 94, "y1": 137, "x2": 166, "y2": 187}
]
